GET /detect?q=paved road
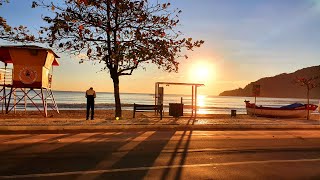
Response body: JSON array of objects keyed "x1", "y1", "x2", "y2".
[{"x1": 0, "y1": 130, "x2": 320, "y2": 179}]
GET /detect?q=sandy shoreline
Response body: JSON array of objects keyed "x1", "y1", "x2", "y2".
[
  {"x1": 0, "y1": 110, "x2": 319, "y2": 132},
  {"x1": 0, "y1": 110, "x2": 250, "y2": 120}
]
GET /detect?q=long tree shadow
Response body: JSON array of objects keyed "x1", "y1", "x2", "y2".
[
  {"x1": 0, "y1": 134, "x2": 38, "y2": 143},
  {"x1": 0, "y1": 131, "x2": 145, "y2": 176},
  {"x1": 0, "y1": 133, "x2": 76, "y2": 154}
]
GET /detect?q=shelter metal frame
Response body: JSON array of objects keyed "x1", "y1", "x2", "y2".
[{"x1": 155, "y1": 82, "x2": 204, "y2": 118}]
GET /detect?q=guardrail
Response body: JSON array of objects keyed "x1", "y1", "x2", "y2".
[{"x1": 0, "y1": 68, "x2": 13, "y2": 86}]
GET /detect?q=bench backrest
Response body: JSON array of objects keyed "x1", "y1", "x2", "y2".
[{"x1": 134, "y1": 104, "x2": 163, "y2": 110}]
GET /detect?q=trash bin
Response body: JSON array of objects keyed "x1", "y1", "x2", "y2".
[
  {"x1": 169, "y1": 103, "x2": 184, "y2": 117},
  {"x1": 231, "y1": 110, "x2": 236, "y2": 117}
]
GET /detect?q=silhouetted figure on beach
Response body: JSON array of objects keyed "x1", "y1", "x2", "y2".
[{"x1": 85, "y1": 87, "x2": 96, "y2": 120}]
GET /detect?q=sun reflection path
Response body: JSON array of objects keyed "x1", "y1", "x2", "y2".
[{"x1": 197, "y1": 95, "x2": 209, "y2": 114}]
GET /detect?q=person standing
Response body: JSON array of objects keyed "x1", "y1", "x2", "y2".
[{"x1": 85, "y1": 87, "x2": 96, "y2": 120}]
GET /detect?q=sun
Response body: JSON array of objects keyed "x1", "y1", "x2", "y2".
[
  {"x1": 190, "y1": 62, "x2": 215, "y2": 83},
  {"x1": 195, "y1": 66, "x2": 209, "y2": 80}
]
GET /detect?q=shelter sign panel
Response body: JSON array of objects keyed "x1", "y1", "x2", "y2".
[
  {"x1": 157, "y1": 87, "x2": 164, "y2": 105},
  {"x1": 252, "y1": 84, "x2": 260, "y2": 96}
]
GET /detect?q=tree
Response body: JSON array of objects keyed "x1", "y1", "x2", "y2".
[
  {"x1": 32, "y1": 0, "x2": 204, "y2": 117},
  {"x1": 295, "y1": 76, "x2": 319, "y2": 119},
  {"x1": 0, "y1": 0, "x2": 37, "y2": 42},
  {"x1": 0, "y1": 0, "x2": 12, "y2": 40}
]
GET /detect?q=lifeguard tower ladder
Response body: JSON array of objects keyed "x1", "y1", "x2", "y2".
[{"x1": 0, "y1": 45, "x2": 60, "y2": 117}]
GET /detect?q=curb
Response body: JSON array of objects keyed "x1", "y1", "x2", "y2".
[{"x1": 1, "y1": 124, "x2": 320, "y2": 133}]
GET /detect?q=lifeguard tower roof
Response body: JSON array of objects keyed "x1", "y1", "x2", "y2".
[{"x1": 0, "y1": 45, "x2": 60, "y2": 66}]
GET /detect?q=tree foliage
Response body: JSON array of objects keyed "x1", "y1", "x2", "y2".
[
  {"x1": 0, "y1": 0, "x2": 12, "y2": 40},
  {"x1": 294, "y1": 76, "x2": 319, "y2": 119},
  {"x1": 295, "y1": 76, "x2": 319, "y2": 90},
  {"x1": 0, "y1": 0, "x2": 9, "y2": 6},
  {"x1": 33, "y1": 0, "x2": 203, "y2": 74},
  {"x1": 0, "y1": 0, "x2": 37, "y2": 42}
]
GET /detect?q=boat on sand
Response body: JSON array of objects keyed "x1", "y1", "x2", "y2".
[{"x1": 244, "y1": 100, "x2": 318, "y2": 118}]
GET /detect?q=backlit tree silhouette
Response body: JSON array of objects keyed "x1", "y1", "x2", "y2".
[{"x1": 30, "y1": 0, "x2": 204, "y2": 117}]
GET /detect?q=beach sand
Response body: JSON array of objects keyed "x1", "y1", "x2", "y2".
[
  {"x1": 0, "y1": 110, "x2": 135, "y2": 120},
  {"x1": 0, "y1": 109, "x2": 250, "y2": 120},
  {"x1": 1, "y1": 110, "x2": 319, "y2": 128}
]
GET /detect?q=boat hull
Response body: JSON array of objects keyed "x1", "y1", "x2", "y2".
[
  {"x1": 244, "y1": 101, "x2": 318, "y2": 118},
  {"x1": 246, "y1": 107, "x2": 308, "y2": 118}
]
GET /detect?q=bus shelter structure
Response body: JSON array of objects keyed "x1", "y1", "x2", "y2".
[{"x1": 155, "y1": 82, "x2": 204, "y2": 118}]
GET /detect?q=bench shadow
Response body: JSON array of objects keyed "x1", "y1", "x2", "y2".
[{"x1": 160, "y1": 130, "x2": 193, "y2": 180}]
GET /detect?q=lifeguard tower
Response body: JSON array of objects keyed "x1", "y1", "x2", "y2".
[{"x1": 0, "y1": 45, "x2": 60, "y2": 117}]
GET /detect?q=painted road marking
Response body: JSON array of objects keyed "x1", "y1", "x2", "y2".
[{"x1": 1, "y1": 158, "x2": 320, "y2": 179}]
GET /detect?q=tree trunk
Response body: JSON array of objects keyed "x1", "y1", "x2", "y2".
[{"x1": 111, "y1": 71, "x2": 122, "y2": 118}]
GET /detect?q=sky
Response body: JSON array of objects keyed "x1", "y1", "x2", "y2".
[{"x1": 1, "y1": 0, "x2": 320, "y2": 96}]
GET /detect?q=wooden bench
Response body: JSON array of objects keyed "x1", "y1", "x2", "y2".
[{"x1": 133, "y1": 103, "x2": 163, "y2": 119}]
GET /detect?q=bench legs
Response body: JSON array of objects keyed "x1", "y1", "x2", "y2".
[{"x1": 133, "y1": 105, "x2": 136, "y2": 118}]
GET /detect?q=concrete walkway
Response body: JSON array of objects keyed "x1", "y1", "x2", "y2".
[{"x1": 1, "y1": 114, "x2": 320, "y2": 133}]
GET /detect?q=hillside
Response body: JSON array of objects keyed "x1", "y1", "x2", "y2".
[{"x1": 219, "y1": 65, "x2": 320, "y2": 98}]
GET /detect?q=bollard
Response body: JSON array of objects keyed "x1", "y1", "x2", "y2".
[{"x1": 231, "y1": 110, "x2": 236, "y2": 117}]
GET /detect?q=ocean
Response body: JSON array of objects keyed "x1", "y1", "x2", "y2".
[
  {"x1": 50, "y1": 91, "x2": 319, "y2": 114},
  {"x1": 2, "y1": 90, "x2": 319, "y2": 114}
]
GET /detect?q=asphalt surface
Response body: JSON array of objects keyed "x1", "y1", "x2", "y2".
[{"x1": 0, "y1": 130, "x2": 320, "y2": 179}]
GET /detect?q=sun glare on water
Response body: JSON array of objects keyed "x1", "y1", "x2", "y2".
[
  {"x1": 197, "y1": 95, "x2": 209, "y2": 114},
  {"x1": 197, "y1": 95, "x2": 205, "y2": 107}
]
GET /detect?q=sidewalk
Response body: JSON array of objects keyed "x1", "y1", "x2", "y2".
[{"x1": 1, "y1": 113, "x2": 320, "y2": 133}]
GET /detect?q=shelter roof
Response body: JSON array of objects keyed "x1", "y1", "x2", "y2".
[
  {"x1": 0, "y1": 45, "x2": 60, "y2": 66},
  {"x1": 156, "y1": 82, "x2": 204, "y2": 87}
]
